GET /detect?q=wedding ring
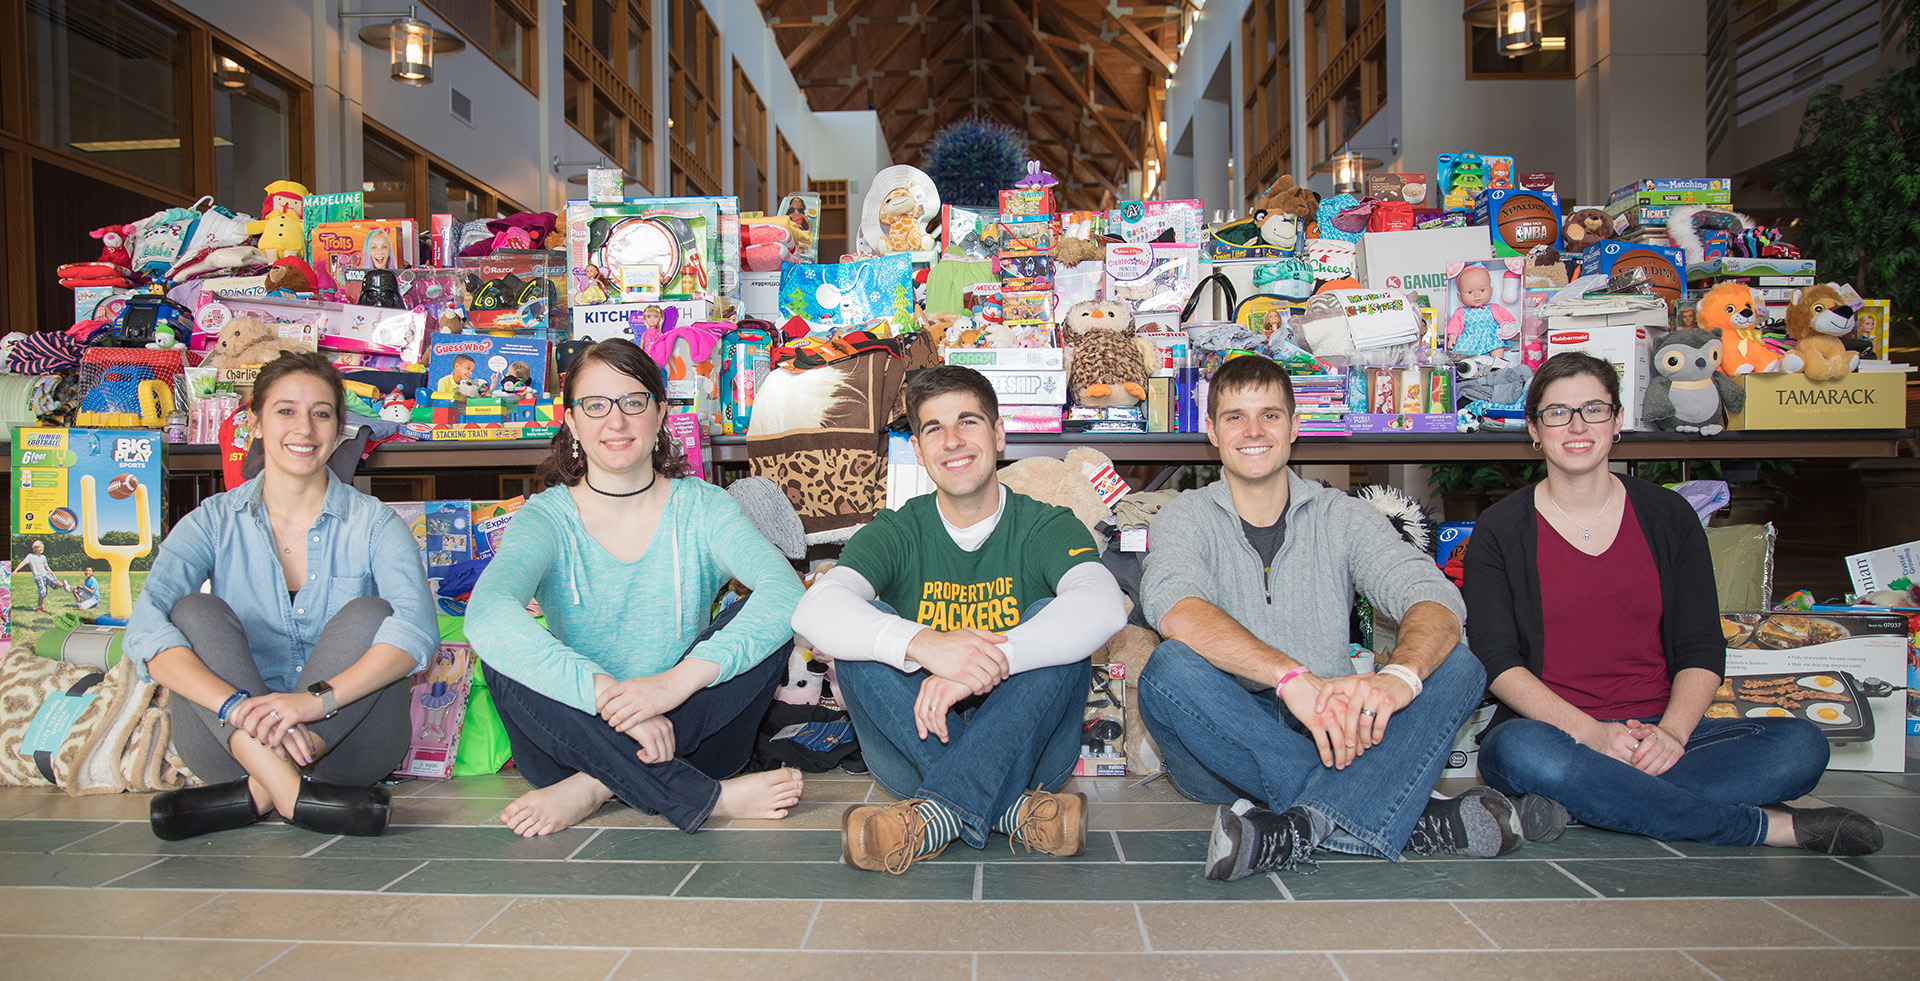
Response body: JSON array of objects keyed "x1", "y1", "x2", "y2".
[{"x1": 1360, "y1": 709, "x2": 1377, "y2": 718}]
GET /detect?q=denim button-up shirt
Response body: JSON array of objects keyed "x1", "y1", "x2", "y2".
[{"x1": 122, "y1": 471, "x2": 437, "y2": 692}]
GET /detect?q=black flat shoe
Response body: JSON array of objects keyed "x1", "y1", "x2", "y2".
[
  {"x1": 150, "y1": 778, "x2": 261, "y2": 841},
  {"x1": 287, "y1": 779, "x2": 392, "y2": 837},
  {"x1": 1783, "y1": 804, "x2": 1883, "y2": 856}
]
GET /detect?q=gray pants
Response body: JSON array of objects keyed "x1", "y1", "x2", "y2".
[{"x1": 167, "y1": 592, "x2": 413, "y2": 786}]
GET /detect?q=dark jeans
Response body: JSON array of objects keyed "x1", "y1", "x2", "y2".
[
  {"x1": 1478, "y1": 714, "x2": 1830, "y2": 846},
  {"x1": 482, "y1": 599, "x2": 788, "y2": 833},
  {"x1": 834, "y1": 599, "x2": 1088, "y2": 849},
  {"x1": 166, "y1": 593, "x2": 413, "y2": 786},
  {"x1": 1137, "y1": 639, "x2": 1487, "y2": 860}
]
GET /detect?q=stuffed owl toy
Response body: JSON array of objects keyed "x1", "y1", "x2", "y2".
[
  {"x1": 1061, "y1": 299, "x2": 1152, "y2": 408},
  {"x1": 1644, "y1": 328, "x2": 1746, "y2": 435}
]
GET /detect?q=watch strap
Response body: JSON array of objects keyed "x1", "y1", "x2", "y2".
[{"x1": 308, "y1": 681, "x2": 339, "y2": 719}]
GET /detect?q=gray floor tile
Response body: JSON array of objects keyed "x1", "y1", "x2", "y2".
[
  {"x1": 386, "y1": 858, "x2": 696, "y2": 896},
  {"x1": 1818, "y1": 795, "x2": 1920, "y2": 835},
  {"x1": 0, "y1": 819, "x2": 118, "y2": 853},
  {"x1": 0, "y1": 852, "x2": 165, "y2": 888},
  {"x1": 1565, "y1": 855, "x2": 1905, "y2": 898},
  {"x1": 1284, "y1": 858, "x2": 1594, "y2": 901},
  {"x1": 308, "y1": 824, "x2": 593, "y2": 861},
  {"x1": 55, "y1": 821, "x2": 327, "y2": 858},
  {"x1": 675, "y1": 859, "x2": 977, "y2": 900},
  {"x1": 1839, "y1": 855, "x2": 1920, "y2": 895},
  {"x1": 572, "y1": 828, "x2": 845, "y2": 863},
  {"x1": 108, "y1": 855, "x2": 422, "y2": 892}
]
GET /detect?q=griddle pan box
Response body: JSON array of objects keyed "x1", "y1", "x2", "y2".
[{"x1": 1721, "y1": 612, "x2": 1910, "y2": 773}]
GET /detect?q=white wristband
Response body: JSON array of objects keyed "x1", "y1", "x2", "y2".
[{"x1": 1378, "y1": 663, "x2": 1423, "y2": 699}]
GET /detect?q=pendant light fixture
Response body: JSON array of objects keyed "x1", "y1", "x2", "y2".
[{"x1": 340, "y1": 5, "x2": 465, "y2": 87}]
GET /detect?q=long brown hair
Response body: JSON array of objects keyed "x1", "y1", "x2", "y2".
[{"x1": 537, "y1": 338, "x2": 690, "y2": 486}]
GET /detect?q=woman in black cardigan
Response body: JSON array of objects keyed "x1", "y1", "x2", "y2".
[{"x1": 1462, "y1": 352, "x2": 1879, "y2": 855}]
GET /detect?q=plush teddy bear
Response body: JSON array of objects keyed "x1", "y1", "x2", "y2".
[
  {"x1": 1560, "y1": 208, "x2": 1618, "y2": 252},
  {"x1": 996, "y1": 445, "x2": 1121, "y2": 552},
  {"x1": 1061, "y1": 299, "x2": 1152, "y2": 408},
  {"x1": 1645, "y1": 327, "x2": 1745, "y2": 434},
  {"x1": 263, "y1": 257, "x2": 317, "y2": 294},
  {"x1": 1779, "y1": 282, "x2": 1859, "y2": 381},
  {"x1": 1696, "y1": 281, "x2": 1781, "y2": 375},
  {"x1": 199, "y1": 316, "x2": 308, "y2": 369},
  {"x1": 1054, "y1": 236, "x2": 1106, "y2": 266},
  {"x1": 1254, "y1": 175, "x2": 1322, "y2": 235}
]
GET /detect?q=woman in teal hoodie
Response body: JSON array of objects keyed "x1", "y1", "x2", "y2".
[{"x1": 466, "y1": 339, "x2": 804, "y2": 836}]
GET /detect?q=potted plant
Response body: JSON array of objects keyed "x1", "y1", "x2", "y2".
[{"x1": 1426, "y1": 461, "x2": 1545, "y2": 521}]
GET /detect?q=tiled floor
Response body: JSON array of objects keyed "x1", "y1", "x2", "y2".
[{"x1": 5, "y1": 749, "x2": 1919, "y2": 980}]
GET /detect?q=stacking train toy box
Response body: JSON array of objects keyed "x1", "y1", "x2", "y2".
[
  {"x1": 9, "y1": 428, "x2": 165, "y2": 665},
  {"x1": 1720, "y1": 612, "x2": 1910, "y2": 772}
]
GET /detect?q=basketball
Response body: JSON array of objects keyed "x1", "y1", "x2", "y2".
[{"x1": 1497, "y1": 195, "x2": 1559, "y2": 251}]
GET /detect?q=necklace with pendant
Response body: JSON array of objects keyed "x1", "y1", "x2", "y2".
[{"x1": 1544, "y1": 480, "x2": 1617, "y2": 542}]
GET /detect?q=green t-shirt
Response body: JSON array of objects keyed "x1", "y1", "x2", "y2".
[{"x1": 836, "y1": 490, "x2": 1099, "y2": 633}]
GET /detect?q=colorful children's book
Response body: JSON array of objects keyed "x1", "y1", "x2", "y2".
[{"x1": 423, "y1": 500, "x2": 472, "y2": 577}]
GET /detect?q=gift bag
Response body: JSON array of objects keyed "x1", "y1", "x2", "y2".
[{"x1": 777, "y1": 253, "x2": 916, "y2": 332}]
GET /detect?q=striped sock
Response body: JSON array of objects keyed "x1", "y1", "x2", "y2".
[
  {"x1": 912, "y1": 800, "x2": 963, "y2": 856},
  {"x1": 992, "y1": 797, "x2": 1027, "y2": 837}
]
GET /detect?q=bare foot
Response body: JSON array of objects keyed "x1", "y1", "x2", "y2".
[
  {"x1": 500, "y1": 772, "x2": 615, "y2": 837},
  {"x1": 711, "y1": 767, "x2": 805, "y2": 821}
]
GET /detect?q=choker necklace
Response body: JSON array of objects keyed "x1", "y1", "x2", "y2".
[
  {"x1": 1543, "y1": 479, "x2": 1617, "y2": 542},
  {"x1": 585, "y1": 472, "x2": 657, "y2": 498}
]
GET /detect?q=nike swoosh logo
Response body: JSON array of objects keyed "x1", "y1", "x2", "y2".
[{"x1": 1069, "y1": 548, "x2": 1094, "y2": 556}]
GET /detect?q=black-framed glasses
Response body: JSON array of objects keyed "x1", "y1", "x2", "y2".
[
  {"x1": 1534, "y1": 401, "x2": 1617, "y2": 426},
  {"x1": 572, "y1": 392, "x2": 656, "y2": 418}
]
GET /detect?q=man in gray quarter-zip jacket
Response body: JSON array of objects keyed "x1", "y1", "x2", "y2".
[{"x1": 1138, "y1": 355, "x2": 1537, "y2": 881}]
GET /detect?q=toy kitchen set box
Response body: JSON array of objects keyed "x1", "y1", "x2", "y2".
[
  {"x1": 1720, "y1": 611, "x2": 1910, "y2": 772},
  {"x1": 9, "y1": 428, "x2": 166, "y2": 666}
]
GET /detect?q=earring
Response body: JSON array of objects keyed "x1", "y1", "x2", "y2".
[
  {"x1": 1614, "y1": 431, "x2": 1623, "y2": 443},
  {"x1": 1531, "y1": 440, "x2": 1541, "y2": 450}
]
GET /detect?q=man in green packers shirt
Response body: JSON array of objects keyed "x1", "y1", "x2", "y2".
[{"x1": 792, "y1": 365, "x2": 1127, "y2": 874}]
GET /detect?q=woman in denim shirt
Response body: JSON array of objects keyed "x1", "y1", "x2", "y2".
[{"x1": 126, "y1": 352, "x2": 436, "y2": 840}]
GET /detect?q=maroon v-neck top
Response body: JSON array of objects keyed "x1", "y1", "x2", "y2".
[{"x1": 1536, "y1": 494, "x2": 1670, "y2": 719}]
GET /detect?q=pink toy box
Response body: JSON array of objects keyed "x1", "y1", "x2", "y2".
[{"x1": 392, "y1": 642, "x2": 476, "y2": 779}]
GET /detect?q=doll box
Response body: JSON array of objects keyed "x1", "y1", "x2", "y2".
[
  {"x1": 1111, "y1": 199, "x2": 1204, "y2": 245},
  {"x1": 1721, "y1": 612, "x2": 1909, "y2": 772},
  {"x1": 1725, "y1": 371, "x2": 1906, "y2": 431},
  {"x1": 392, "y1": 642, "x2": 476, "y2": 780}
]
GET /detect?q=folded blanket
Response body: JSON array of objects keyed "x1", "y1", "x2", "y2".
[{"x1": 0, "y1": 647, "x2": 189, "y2": 795}]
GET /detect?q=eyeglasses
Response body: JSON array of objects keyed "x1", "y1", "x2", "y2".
[
  {"x1": 1534, "y1": 401, "x2": 1617, "y2": 426},
  {"x1": 572, "y1": 392, "x2": 656, "y2": 418}
]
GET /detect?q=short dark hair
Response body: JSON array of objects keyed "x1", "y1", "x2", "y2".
[
  {"x1": 1525, "y1": 352, "x2": 1621, "y2": 419},
  {"x1": 904, "y1": 364, "x2": 999, "y2": 431},
  {"x1": 1207, "y1": 354, "x2": 1296, "y2": 418},
  {"x1": 251, "y1": 350, "x2": 348, "y2": 436},
  {"x1": 453, "y1": 354, "x2": 475, "y2": 368},
  {"x1": 538, "y1": 338, "x2": 689, "y2": 486}
]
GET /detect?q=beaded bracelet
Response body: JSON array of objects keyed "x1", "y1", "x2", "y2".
[{"x1": 217, "y1": 690, "x2": 251, "y2": 725}]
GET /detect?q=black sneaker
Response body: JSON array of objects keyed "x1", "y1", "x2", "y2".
[
  {"x1": 1510, "y1": 794, "x2": 1570, "y2": 843},
  {"x1": 1204, "y1": 800, "x2": 1318, "y2": 880},
  {"x1": 1407, "y1": 788, "x2": 1521, "y2": 857},
  {"x1": 1783, "y1": 804, "x2": 1883, "y2": 856}
]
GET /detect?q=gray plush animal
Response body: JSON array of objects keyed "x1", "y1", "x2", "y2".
[{"x1": 1644, "y1": 327, "x2": 1746, "y2": 435}]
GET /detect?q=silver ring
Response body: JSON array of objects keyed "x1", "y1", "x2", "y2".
[
  {"x1": 1360, "y1": 709, "x2": 1377, "y2": 718},
  {"x1": 269, "y1": 710, "x2": 279, "y2": 718}
]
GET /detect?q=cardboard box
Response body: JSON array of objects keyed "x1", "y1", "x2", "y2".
[
  {"x1": 1544, "y1": 320, "x2": 1665, "y2": 429},
  {"x1": 392, "y1": 643, "x2": 477, "y2": 779},
  {"x1": 1354, "y1": 226, "x2": 1492, "y2": 308},
  {"x1": 1721, "y1": 612, "x2": 1910, "y2": 772},
  {"x1": 1473, "y1": 187, "x2": 1562, "y2": 257},
  {"x1": 1727, "y1": 371, "x2": 1906, "y2": 430},
  {"x1": 10, "y1": 429, "x2": 166, "y2": 657},
  {"x1": 1076, "y1": 662, "x2": 1127, "y2": 776},
  {"x1": 979, "y1": 370, "x2": 1068, "y2": 406},
  {"x1": 943, "y1": 347, "x2": 1065, "y2": 370},
  {"x1": 1578, "y1": 241, "x2": 1687, "y2": 310},
  {"x1": 1366, "y1": 173, "x2": 1431, "y2": 207},
  {"x1": 570, "y1": 300, "x2": 714, "y2": 342},
  {"x1": 1846, "y1": 540, "x2": 1920, "y2": 596},
  {"x1": 1607, "y1": 178, "x2": 1732, "y2": 207}
]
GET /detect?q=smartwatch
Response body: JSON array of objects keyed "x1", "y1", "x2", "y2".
[{"x1": 307, "y1": 680, "x2": 340, "y2": 719}]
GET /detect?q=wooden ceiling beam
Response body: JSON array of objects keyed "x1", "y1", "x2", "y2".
[
  {"x1": 977, "y1": 66, "x2": 1119, "y2": 199},
  {"x1": 1110, "y1": 9, "x2": 1176, "y2": 71},
  {"x1": 990, "y1": 0, "x2": 1139, "y2": 170},
  {"x1": 1046, "y1": 4, "x2": 1163, "y2": 80},
  {"x1": 786, "y1": 0, "x2": 874, "y2": 75}
]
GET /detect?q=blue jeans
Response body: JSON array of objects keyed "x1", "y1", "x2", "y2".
[
  {"x1": 1477, "y1": 714, "x2": 1829, "y2": 846},
  {"x1": 483, "y1": 598, "x2": 788, "y2": 833},
  {"x1": 1137, "y1": 639, "x2": 1487, "y2": 860},
  {"x1": 835, "y1": 601, "x2": 1087, "y2": 849}
]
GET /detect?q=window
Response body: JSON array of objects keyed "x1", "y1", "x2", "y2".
[
  {"x1": 734, "y1": 65, "x2": 766, "y2": 211},
  {"x1": 27, "y1": 0, "x2": 189, "y2": 191},
  {"x1": 563, "y1": 0, "x2": 654, "y2": 189},
  {"x1": 365, "y1": 119, "x2": 526, "y2": 230},
  {"x1": 777, "y1": 132, "x2": 802, "y2": 201},
  {"x1": 667, "y1": 0, "x2": 721, "y2": 196},
  {"x1": 212, "y1": 46, "x2": 301, "y2": 208},
  {"x1": 1464, "y1": 0, "x2": 1575, "y2": 79},
  {"x1": 1242, "y1": 0, "x2": 1290, "y2": 205},
  {"x1": 423, "y1": 0, "x2": 537, "y2": 91}
]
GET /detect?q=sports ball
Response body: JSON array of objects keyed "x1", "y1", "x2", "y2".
[
  {"x1": 107, "y1": 473, "x2": 140, "y2": 499},
  {"x1": 1611, "y1": 250, "x2": 1684, "y2": 307},
  {"x1": 48, "y1": 507, "x2": 76, "y2": 532},
  {"x1": 1497, "y1": 195, "x2": 1559, "y2": 251}
]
